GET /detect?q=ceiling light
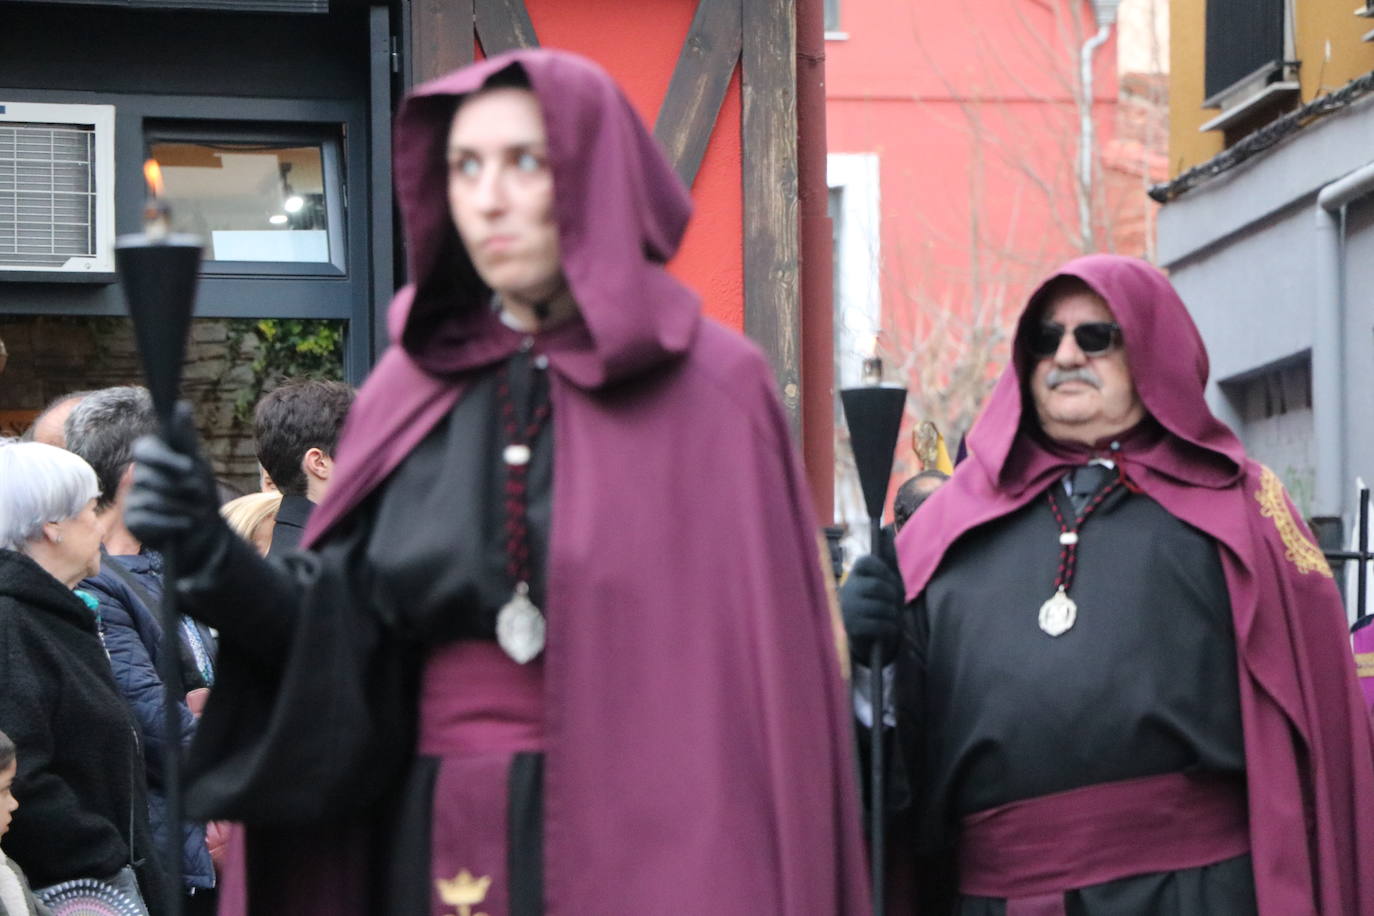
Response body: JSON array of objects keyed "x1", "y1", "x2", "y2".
[
  {"x1": 268, "y1": 214, "x2": 289, "y2": 225},
  {"x1": 284, "y1": 195, "x2": 304, "y2": 214}
]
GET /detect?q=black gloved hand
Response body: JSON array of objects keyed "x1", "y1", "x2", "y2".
[
  {"x1": 126, "y1": 402, "x2": 232, "y2": 578},
  {"x1": 840, "y1": 553, "x2": 906, "y2": 664}
]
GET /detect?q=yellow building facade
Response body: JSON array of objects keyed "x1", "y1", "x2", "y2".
[{"x1": 1170, "y1": 0, "x2": 1374, "y2": 176}]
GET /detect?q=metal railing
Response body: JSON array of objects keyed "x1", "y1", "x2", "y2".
[{"x1": 1323, "y1": 486, "x2": 1371, "y2": 624}]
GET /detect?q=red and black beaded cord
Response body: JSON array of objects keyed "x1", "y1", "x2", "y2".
[
  {"x1": 1046, "y1": 465, "x2": 1125, "y2": 596},
  {"x1": 496, "y1": 362, "x2": 551, "y2": 586}
]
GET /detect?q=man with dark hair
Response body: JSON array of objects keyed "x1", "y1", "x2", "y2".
[
  {"x1": 252, "y1": 379, "x2": 354, "y2": 555},
  {"x1": 65, "y1": 386, "x2": 216, "y2": 912},
  {"x1": 22, "y1": 391, "x2": 91, "y2": 447},
  {"x1": 891, "y1": 469, "x2": 949, "y2": 533}
]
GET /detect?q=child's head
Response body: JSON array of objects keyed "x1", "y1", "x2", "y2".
[{"x1": 0, "y1": 729, "x2": 16, "y2": 839}]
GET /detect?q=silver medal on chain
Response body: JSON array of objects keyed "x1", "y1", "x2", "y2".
[
  {"x1": 496, "y1": 581, "x2": 546, "y2": 663},
  {"x1": 1038, "y1": 586, "x2": 1078, "y2": 637}
]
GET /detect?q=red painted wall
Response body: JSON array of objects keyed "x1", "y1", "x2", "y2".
[
  {"x1": 827, "y1": 1, "x2": 1119, "y2": 308},
  {"x1": 523, "y1": 0, "x2": 745, "y2": 332},
  {"x1": 826, "y1": 0, "x2": 1126, "y2": 493}
]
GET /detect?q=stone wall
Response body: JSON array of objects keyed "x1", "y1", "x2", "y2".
[{"x1": 0, "y1": 316, "x2": 335, "y2": 494}]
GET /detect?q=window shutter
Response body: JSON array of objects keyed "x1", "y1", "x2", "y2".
[{"x1": 1204, "y1": 0, "x2": 1285, "y2": 99}]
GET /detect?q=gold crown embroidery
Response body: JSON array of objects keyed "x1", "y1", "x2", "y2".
[
  {"x1": 1256, "y1": 466, "x2": 1333, "y2": 578},
  {"x1": 1355, "y1": 652, "x2": 1374, "y2": 679},
  {"x1": 436, "y1": 869, "x2": 492, "y2": 916}
]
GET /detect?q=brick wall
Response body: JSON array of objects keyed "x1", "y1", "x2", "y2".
[{"x1": 0, "y1": 316, "x2": 269, "y2": 493}]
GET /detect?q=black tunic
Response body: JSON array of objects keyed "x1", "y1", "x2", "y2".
[
  {"x1": 360, "y1": 349, "x2": 550, "y2": 915},
  {"x1": 186, "y1": 352, "x2": 551, "y2": 915},
  {"x1": 358, "y1": 349, "x2": 552, "y2": 642},
  {"x1": 896, "y1": 476, "x2": 1257, "y2": 914}
]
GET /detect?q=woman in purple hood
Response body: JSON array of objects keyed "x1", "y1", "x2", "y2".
[{"x1": 127, "y1": 50, "x2": 868, "y2": 915}]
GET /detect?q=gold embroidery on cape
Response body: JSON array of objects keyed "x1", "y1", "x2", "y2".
[
  {"x1": 436, "y1": 869, "x2": 492, "y2": 916},
  {"x1": 1256, "y1": 466, "x2": 1333, "y2": 578},
  {"x1": 1356, "y1": 652, "x2": 1374, "y2": 679}
]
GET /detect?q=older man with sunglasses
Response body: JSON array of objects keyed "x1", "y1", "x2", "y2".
[{"x1": 849, "y1": 254, "x2": 1374, "y2": 914}]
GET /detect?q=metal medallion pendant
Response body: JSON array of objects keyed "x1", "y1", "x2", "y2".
[
  {"x1": 1038, "y1": 587, "x2": 1078, "y2": 637},
  {"x1": 496, "y1": 582, "x2": 546, "y2": 664}
]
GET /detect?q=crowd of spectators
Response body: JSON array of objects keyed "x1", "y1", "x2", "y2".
[{"x1": 0, "y1": 379, "x2": 352, "y2": 914}]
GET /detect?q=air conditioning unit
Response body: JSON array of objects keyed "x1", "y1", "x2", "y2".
[{"x1": 0, "y1": 101, "x2": 116, "y2": 276}]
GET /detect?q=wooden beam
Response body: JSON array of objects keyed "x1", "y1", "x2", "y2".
[
  {"x1": 742, "y1": 0, "x2": 801, "y2": 434},
  {"x1": 653, "y1": 0, "x2": 741, "y2": 188},
  {"x1": 795, "y1": 0, "x2": 834, "y2": 517},
  {"x1": 474, "y1": 0, "x2": 539, "y2": 55},
  {"x1": 409, "y1": 0, "x2": 474, "y2": 86}
]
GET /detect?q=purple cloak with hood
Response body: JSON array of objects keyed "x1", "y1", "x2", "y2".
[
  {"x1": 224, "y1": 49, "x2": 868, "y2": 914},
  {"x1": 896, "y1": 254, "x2": 1374, "y2": 914}
]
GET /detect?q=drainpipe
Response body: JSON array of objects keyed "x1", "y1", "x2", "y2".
[
  {"x1": 1078, "y1": 2, "x2": 1119, "y2": 250},
  {"x1": 1313, "y1": 161, "x2": 1374, "y2": 525}
]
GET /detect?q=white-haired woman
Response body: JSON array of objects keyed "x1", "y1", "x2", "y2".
[{"x1": 0, "y1": 441, "x2": 168, "y2": 913}]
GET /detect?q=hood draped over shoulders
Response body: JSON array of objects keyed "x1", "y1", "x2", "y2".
[
  {"x1": 390, "y1": 49, "x2": 699, "y2": 389},
  {"x1": 897, "y1": 254, "x2": 1374, "y2": 915}
]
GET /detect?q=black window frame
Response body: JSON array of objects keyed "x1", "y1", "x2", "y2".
[
  {"x1": 8, "y1": 0, "x2": 330, "y2": 12},
  {"x1": 0, "y1": 87, "x2": 375, "y2": 379},
  {"x1": 143, "y1": 120, "x2": 349, "y2": 278}
]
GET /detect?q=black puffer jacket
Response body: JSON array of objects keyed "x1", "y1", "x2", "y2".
[{"x1": 0, "y1": 549, "x2": 168, "y2": 913}]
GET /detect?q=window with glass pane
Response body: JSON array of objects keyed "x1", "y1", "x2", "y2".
[
  {"x1": 825, "y1": 0, "x2": 840, "y2": 31},
  {"x1": 149, "y1": 142, "x2": 330, "y2": 263}
]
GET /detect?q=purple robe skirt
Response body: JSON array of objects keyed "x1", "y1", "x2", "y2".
[{"x1": 419, "y1": 641, "x2": 543, "y2": 916}]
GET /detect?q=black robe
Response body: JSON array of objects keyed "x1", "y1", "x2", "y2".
[
  {"x1": 0, "y1": 550, "x2": 169, "y2": 911},
  {"x1": 185, "y1": 353, "x2": 550, "y2": 914},
  {"x1": 895, "y1": 475, "x2": 1257, "y2": 914}
]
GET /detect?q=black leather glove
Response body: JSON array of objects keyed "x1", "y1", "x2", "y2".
[
  {"x1": 840, "y1": 553, "x2": 906, "y2": 664},
  {"x1": 126, "y1": 402, "x2": 233, "y2": 578}
]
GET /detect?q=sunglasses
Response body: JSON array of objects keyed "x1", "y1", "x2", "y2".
[{"x1": 1028, "y1": 321, "x2": 1121, "y2": 358}]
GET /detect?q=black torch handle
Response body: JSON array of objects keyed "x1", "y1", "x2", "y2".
[
  {"x1": 868, "y1": 516, "x2": 886, "y2": 916},
  {"x1": 114, "y1": 230, "x2": 201, "y2": 916},
  {"x1": 870, "y1": 640, "x2": 886, "y2": 916},
  {"x1": 157, "y1": 543, "x2": 185, "y2": 916}
]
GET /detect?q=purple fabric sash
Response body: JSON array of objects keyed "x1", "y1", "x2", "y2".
[
  {"x1": 421, "y1": 642, "x2": 543, "y2": 916},
  {"x1": 1354, "y1": 622, "x2": 1374, "y2": 713},
  {"x1": 958, "y1": 772, "x2": 1250, "y2": 916}
]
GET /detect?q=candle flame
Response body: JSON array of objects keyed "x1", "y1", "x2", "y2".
[{"x1": 143, "y1": 159, "x2": 165, "y2": 198}]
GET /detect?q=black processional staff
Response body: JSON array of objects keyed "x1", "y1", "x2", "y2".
[
  {"x1": 840, "y1": 348, "x2": 907, "y2": 916},
  {"x1": 115, "y1": 159, "x2": 202, "y2": 916}
]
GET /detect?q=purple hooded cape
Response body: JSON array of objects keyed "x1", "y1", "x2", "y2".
[
  {"x1": 896, "y1": 254, "x2": 1374, "y2": 914},
  {"x1": 256, "y1": 49, "x2": 867, "y2": 914}
]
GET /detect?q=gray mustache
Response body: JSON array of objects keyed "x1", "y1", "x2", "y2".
[{"x1": 1046, "y1": 368, "x2": 1102, "y2": 389}]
